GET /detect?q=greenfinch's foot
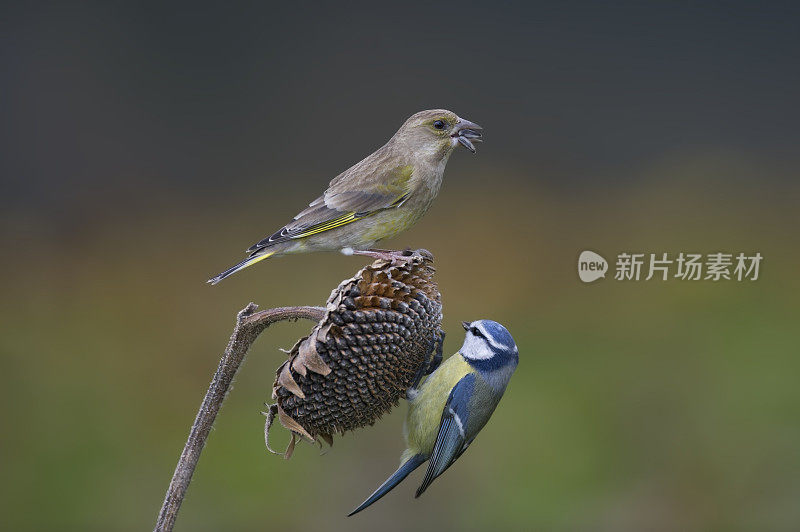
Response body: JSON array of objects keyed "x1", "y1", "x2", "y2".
[{"x1": 350, "y1": 248, "x2": 415, "y2": 265}]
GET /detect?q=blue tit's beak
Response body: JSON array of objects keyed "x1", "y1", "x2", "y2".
[
  {"x1": 453, "y1": 118, "x2": 483, "y2": 153},
  {"x1": 462, "y1": 321, "x2": 471, "y2": 331}
]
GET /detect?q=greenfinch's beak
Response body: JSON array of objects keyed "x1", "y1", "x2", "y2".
[{"x1": 453, "y1": 118, "x2": 483, "y2": 153}]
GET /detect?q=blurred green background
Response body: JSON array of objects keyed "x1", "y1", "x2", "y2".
[{"x1": 2, "y1": 3, "x2": 799, "y2": 531}]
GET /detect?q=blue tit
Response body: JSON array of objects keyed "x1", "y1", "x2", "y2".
[{"x1": 349, "y1": 319, "x2": 519, "y2": 516}]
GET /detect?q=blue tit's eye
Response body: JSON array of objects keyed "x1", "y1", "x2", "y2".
[
  {"x1": 470, "y1": 326, "x2": 484, "y2": 339},
  {"x1": 433, "y1": 120, "x2": 445, "y2": 130}
]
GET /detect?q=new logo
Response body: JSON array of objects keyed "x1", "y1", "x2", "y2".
[{"x1": 578, "y1": 250, "x2": 608, "y2": 283}]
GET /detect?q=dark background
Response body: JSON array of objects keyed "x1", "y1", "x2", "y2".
[{"x1": 1, "y1": 2, "x2": 798, "y2": 531}]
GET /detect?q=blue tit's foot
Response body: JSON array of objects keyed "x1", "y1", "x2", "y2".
[
  {"x1": 425, "y1": 329, "x2": 445, "y2": 376},
  {"x1": 407, "y1": 329, "x2": 445, "y2": 400},
  {"x1": 351, "y1": 248, "x2": 415, "y2": 265}
]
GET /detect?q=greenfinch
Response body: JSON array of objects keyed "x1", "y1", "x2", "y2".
[{"x1": 208, "y1": 109, "x2": 481, "y2": 284}]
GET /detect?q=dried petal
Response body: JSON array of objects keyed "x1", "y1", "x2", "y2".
[
  {"x1": 277, "y1": 361, "x2": 305, "y2": 399},
  {"x1": 291, "y1": 339, "x2": 332, "y2": 377}
]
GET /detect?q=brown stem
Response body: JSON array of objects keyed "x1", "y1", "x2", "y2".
[{"x1": 154, "y1": 303, "x2": 326, "y2": 532}]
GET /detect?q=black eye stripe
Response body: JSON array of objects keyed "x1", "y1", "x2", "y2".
[{"x1": 470, "y1": 326, "x2": 484, "y2": 338}]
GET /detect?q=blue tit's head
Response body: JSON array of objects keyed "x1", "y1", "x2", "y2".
[{"x1": 460, "y1": 319, "x2": 519, "y2": 370}]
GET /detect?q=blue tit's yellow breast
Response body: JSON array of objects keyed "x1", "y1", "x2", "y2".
[{"x1": 403, "y1": 354, "x2": 474, "y2": 458}]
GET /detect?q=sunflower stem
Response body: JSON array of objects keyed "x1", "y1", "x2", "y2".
[{"x1": 154, "y1": 304, "x2": 325, "y2": 532}]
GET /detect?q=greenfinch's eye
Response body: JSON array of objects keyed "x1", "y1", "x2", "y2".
[{"x1": 433, "y1": 120, "x2": 445, "y2": 130}]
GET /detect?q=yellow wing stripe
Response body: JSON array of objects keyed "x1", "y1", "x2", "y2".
[
  {"x1": 290, "y1": 191, "x2": 409, "y2": 240},
  {"x1": 292, "y1": 212, "x2": 359, "y2": 238}
]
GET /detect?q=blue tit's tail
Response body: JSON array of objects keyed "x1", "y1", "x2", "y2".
[
  {"x1": 348, "y1": 454, "x2": 426, "y2": 516},
  {"x1": 207, "y1": 250, "x2": 276, "y2": 285}
]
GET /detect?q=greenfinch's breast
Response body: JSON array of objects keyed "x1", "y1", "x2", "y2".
[{"x1": 362, "y1": 209, "x2": 422, "y2": 242}]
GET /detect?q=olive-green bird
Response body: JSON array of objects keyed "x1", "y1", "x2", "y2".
[{"x1": 208, "y1": 109, "x2": 482, "y2": 284}]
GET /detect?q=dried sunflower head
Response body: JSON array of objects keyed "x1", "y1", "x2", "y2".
[{"x1": 270, "y1": 249, "x2": 443, "y2": 454}]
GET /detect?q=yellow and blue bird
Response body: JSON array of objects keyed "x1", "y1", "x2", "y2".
[
  {"x1": 208, "y1": 109, "x2": 482, "y2": 284},
  {"x1": 349, "y1": 319, "x2": 519, "y2": 515}
]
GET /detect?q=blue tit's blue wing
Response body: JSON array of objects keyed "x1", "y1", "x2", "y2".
[{"x1": 415, "y1": 373, "x2": 476, "y2": 498}]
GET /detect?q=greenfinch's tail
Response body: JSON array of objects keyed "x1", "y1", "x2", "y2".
[{"x1": 207, "y1": 250, "x2": 276, "y2": 285}]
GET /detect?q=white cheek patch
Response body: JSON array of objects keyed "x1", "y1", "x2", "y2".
[{"x1": 461, "y1": 333, "x2": 494, "y2": 360}]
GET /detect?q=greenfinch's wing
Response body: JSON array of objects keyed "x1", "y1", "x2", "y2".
[{"x1": 247, "y1": 165, "x2": 413, "y2": 252}]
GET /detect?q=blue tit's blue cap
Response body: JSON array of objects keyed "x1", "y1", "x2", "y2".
[{"x1": 466, "y1": 319, "x2": 518, "y2": 354}]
